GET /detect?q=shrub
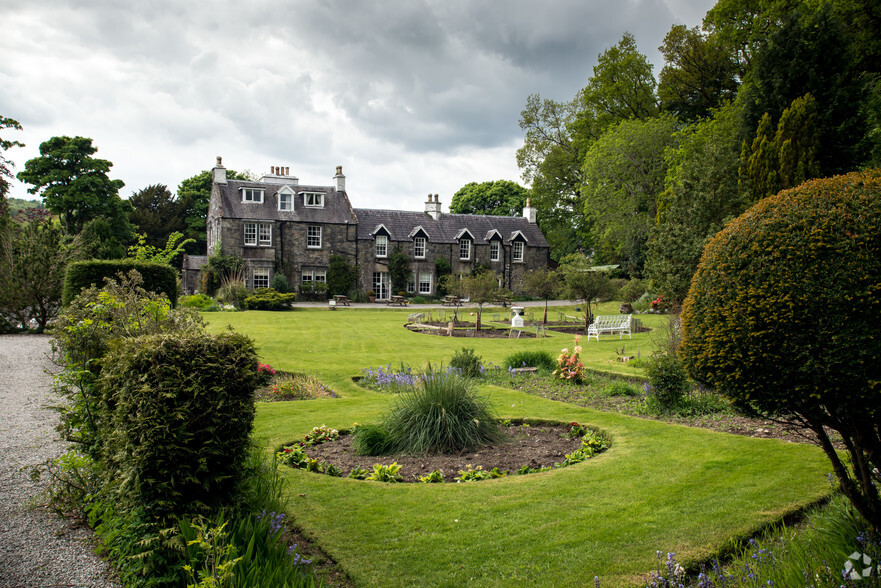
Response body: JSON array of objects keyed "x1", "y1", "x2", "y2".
[
  {"x1": 266, "y1": 374, "x2": 335, "y2": 400},
  {"x1": 63, "y1": 259, "x2": 178, "y2": 306},
  {"x1": 618, "y1": 278, "x2": 646, "y2": 303},
  {"x1": 179, "y1": 293, "x2": 216, "y2": 311},
  {"x1": 644, "y1": 353, "x2": 690, "y2": 409},
  {"x1": 449, "y1": 347, "x2": 483, "y2": 378},
  {"x1": 554, "y1": 336, "x2": 586, "y2": 383},
  {"x1": 51, "y1": 271, "x2": 204, "y2": 460},
  {"x1": 243, "y1": 289, "x2": 297, "y2": 310},
  {"x1": 503, "y1": 350, "x2": 556, "y2": 373},
  {"x1": 680, "y1": 169, "x2": 881, "y2": 530},
  {"x1": 603, "y1": 381, "x2": 640, "y2": 397},
  {"x1": 327, "y1": 254, "x2": 357, "y2": 297},
  {"x1": 99, "y1": 331, "x2": 259, "y2": 520},
  {"x1": 377, "y1": 369, "x2": 505, "y2": 455},
  {"x1": 215, "y1": 269, "x2": 248, "y2": 307},
  {"x1": 298, "y1": 280, "x2": 328, "y2": 301},
  {"x1": 269, "y1": 272, "x2": 290, "y2": 293},
  {"x1": 200, "y1": 254, "x2": 244, "y2": 297}
]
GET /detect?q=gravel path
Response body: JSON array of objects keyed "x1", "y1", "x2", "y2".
[{"x1": 0, "y1": 334, "x2": 119, "y2": 588}]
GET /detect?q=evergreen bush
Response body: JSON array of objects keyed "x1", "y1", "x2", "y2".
[
  {"x1": 681, "y1": 169, "x2": 881, "y2": 530},
  {"x1": 243, "y1": 289, "x2": 297, "y2": 310}
]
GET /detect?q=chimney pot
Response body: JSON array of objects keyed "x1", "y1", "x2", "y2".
[
  {"x1": 285, "y1": 167, "x2": 289, "y2": 176},
  {"x1": 216, "y1": 156, "x2": 222, "y2": 166}
]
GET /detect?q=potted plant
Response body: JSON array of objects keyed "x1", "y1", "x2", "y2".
[{"x1": 367, "y1": 290, "x2": 376, "y2": 303}]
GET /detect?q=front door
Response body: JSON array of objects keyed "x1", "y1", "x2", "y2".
[{"x1": 372, "y1": 271, "x2": 390, "y2": 300}]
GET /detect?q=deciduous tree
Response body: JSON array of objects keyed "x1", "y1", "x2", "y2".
[
  {"x1": 0, "y1": 116, "x2": 24, "y2": 226},
  {"x1": 521, "y1": 268, "x2": 559, "y2": 324},
  {"x1": 557, "y1": 253, "x2": 615, "y2": 329},
  {"x1": 449, "y1": 181, "x2": 528, "y2": 217},
  {"x1": 16, "y1": 136, "x2": 130, "y2": 236}
]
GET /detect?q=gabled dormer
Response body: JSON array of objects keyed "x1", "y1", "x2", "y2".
[
  {"x1": 509, "y1": 230, "x2": 528, "y2": 262},
  {"x1": 278, "y1": 185, "x2": 296, "y2": 211},
  {"x1": 409, "y1": 226, "x2": 430, "y2": 259},
  {"x1": 372, "y1": 224, "x2": 391, "y2": 258},
  {"x1": 455, "y1": 228, "x2": 475, "y2": 261},
  {"x1": 485, "y1": 229, "x2": 503, "y2": 262}
]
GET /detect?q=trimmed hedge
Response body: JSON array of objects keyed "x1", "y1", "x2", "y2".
[
  {"x1": 99, "y1": 331, "x2": 259, "y2": 520},
  {"x1": 63, "y1": 260, "x2": 178, "y2": 306}
]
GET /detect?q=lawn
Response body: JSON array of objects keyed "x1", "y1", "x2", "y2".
[{"x1": 204, "y1": 305, "x2": 831, "y2": 587}]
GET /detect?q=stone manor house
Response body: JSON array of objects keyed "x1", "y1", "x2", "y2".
[{"x1": 183, "y1": 158, "x2": 549, "y2": 299}]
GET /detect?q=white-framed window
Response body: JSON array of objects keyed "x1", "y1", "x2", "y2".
[
  {"x1": 376, "y1": 235, "x2": 388, "y2": 258},
  {"x1": 413, "y1": 236, "x2": 426, "y2": 258},
  {"x1": 303, "y1": 192, "x2": 324, "y2": 207},
  {"x1": 253, "y1": 267, "x2": 270, "y2": 289},
  {"x1": 406, "y1": 279, "x2": 415, "y2": 294},
  {"x1": 302, "y1": 269, "x2": 326, "y2": 283},
  {"x1": 258, "y1": 223, "x2": 272, "y2": 246},
  {"x1": 307, "y1": 226, "x2": 321, "y2": 248},
  {"x1": 243, "y1": 188, "x2": 264, "y2": 203},
  {"x1": 459, "y1": 239, "x2": 471, "y2": 260},
  {"x1": 512, "y1": 241, "x2": 524, "y2": 262},
  {"x1": 418, "y1": 271, "x2": 432, "y2": 294},
  {"x1": 279, "y1": 192, "x2": 292, "y2": 211},
  {"x1": 490, "y1": 241, "x2": 500, "y2": 261},
  {"x1": 244, "y1": 223, "x2": 257, "y2": 246}
]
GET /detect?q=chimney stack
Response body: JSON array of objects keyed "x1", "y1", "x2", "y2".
[
  {"x1": 213, "y1": 156, "x2": 227, "y2": 185},
  {"x1": 334, "y1": 165, "x2": 346, "y2": 192},
  {"x1": 261, "y1": 165, "x2": 298, "y2": 185},
  {"x1": 425, "y1": 193, "x2": 442, "y2": 219},
  {"x1": 522, "y1": 197, "x2": 536, "y2": 223}
]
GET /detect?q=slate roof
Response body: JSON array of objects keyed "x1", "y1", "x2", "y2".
[
  {"x1": 352, "y1": 209, "x2": 548, "y2": 247},
  {"x1": 217, "y1": 180, "x2": 357, "y2": 224}
]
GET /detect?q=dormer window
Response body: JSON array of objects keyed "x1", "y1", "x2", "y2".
[
  {"x1": 303, "y1": 192, "x2": 324, "y2": 208},
  {"x1": 459, "y1": 239, "x2": 471, "y2": 260},
  {"x1": 242, "y1": 188, "x2": 264, "y2": 203},
  {"x1": 490, "y1": 241, "x2": 500, "y2": 261},
  {"x1": 414, "y1": 236, "x2": 426, "y2": 258},
  {"x1": 376, "y1": 235, "x2": 388, "y2": 258},
  {"x1": 279, "y1": 192, "x2": 292, "y2": 211}
]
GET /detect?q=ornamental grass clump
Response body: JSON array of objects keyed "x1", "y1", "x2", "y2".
[{"x1": 354, "y1": 368, "x2": 504, "y2": 455}]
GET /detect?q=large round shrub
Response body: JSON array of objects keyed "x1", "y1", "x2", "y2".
[{"x1": 680, "y1": 169, "x2": 881, "y2": 530}]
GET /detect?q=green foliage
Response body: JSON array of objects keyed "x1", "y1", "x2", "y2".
[
  {"x1": 243, "y1": 289, "x2": 297, "y2": 311},
  {"x1": 603, "y1": 381, "x2": 640, "y2": 397},
  {"x1": 366, "y1": 462, "x2": 403, "y2": 483},
  {"x1": 417, "y1": 470, "x2": 445, "y2": 483},
  {"x1": 448, "y1": 180, "x2": 529, "y2": 216},
  {"x1": 99, "y1": 331, "x2": 259, "y2": 521},
  {"x1": 740, "y1": 94, "x2": 821, "y2": 204},
  {"x1": 180, "y1": 293, "x2": 218, "y2": 311},
  {"x1": 177, "y1": 168, "x2": 248, "y2": 255},
  {"x1": 617, "y1": 278, "x2": 647, "y2": 303},
  {"x1": 580, "y1": 114, "x2": 678, "y2": 275},
  {"x1": 433, "y1": 257, "x2": 452, "y2": 296},
  {"x1": 449, "y1": 347, "x2": 483, "y2": 378},
  {"x1": 455, "y1": 465, "x2": 507, "y2": 482},
  {"x1": 269, "y1": 272, "x2": 290, "y2": 294},
  {"x1": 298, "y1": 280, "x2": 328, "y2": 301},
  {"x1": 63, "y1": 259, "x2": 178, "y2": 307},
  {"x1": 553, "y1": 336, "x2": 586, "y2": 384},
  {"x1": 375, "y1": 369, "x2": 505, "y2": 455},
  {"x1": 521, "y1": 268, "x2": 558, "y2": 323},
  {"x1": 265, "y1": 374, "x2": 335, "y2": 401},
  {"x1": 352, "y1": 424, "x2": 393, "y2": 456},
  {"x1": 16, "y1": 135, "x2": 131, "y2": 236},
  {"x1": 557, "y1": 253, "x2": 615, "y2": 327},
  {"x1": 647, "y1": 102, "x2": 745, "y2": 303},
  {"x1": 128, "y1": 184, "x2": 189, "y2": 255},
  {"x1": 76, "y1": 217, "x2": 129, "y2": 260},
  {"x1": 201, "y1": 254, "x2": 244, "y2": 297},
  {"x1": 387, "y1": 246, "x2": 412, "y2": 295},
  {"x1": 0, "y1": 218, "x2": 72, "y2": 331},
  {"x1": 215, "y1": 269, "x2": 248, "y2": 308},
  {"x1": 52, "y1": 271, "x2": 203, "y2": 459},
  {"x1": 680, "y1": 169, "x2": 881, "y2": 530},
  {"x1": 503, "y1": 350, "x2": 556, "y2": 373},
  {"x1": 326, "y1": 254, "x2": 357, "y2": 297},
  {"x1": 658, "y1": 25, "x2": 738, "y2": 121},
  {"x1": 127, "y1": 231, "x2": 195, "y2": 265},
  {"x1": 644, "y1": 354, "x2": 691, "y2": 410},
  {"x1": 0, "y1": 116, "x2": 24, "y2": 223}
]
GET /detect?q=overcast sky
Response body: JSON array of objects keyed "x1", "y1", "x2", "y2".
[{"x1": 1, "y1": 0, "x2": 716, "y2": 213}]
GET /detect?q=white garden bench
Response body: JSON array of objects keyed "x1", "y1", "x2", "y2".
[{"x1": 587, "y1": 314, "x2": 632, "y2": 341}]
